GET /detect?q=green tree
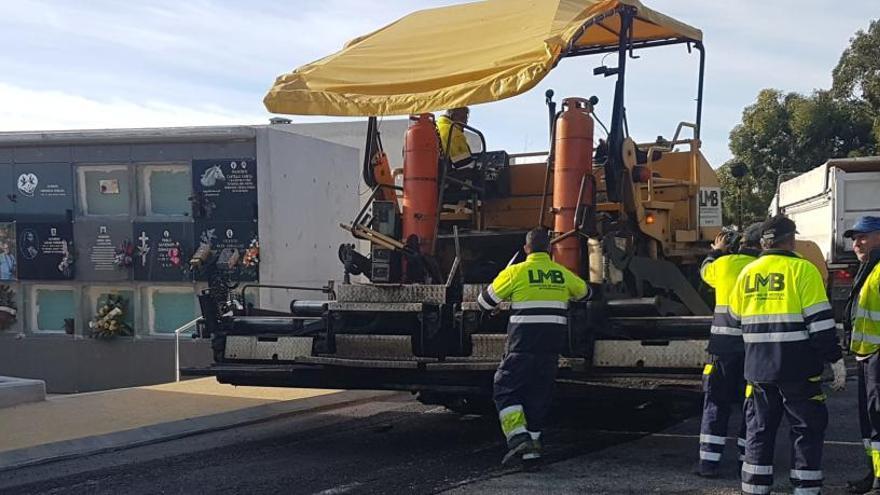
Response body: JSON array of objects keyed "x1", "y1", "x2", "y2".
[
  {"x1": 721, "y1": 19, "x2": 880, "y2": 226},
  {"x1": 833, "y1": 20, "x2": 880, "y2": 113},
  {"x1": 717, "y1": 162, "x2": 767, "y2": 228},
  {"x1": 722, "y1": 89, "x2": 875, "y2": 226},
  {"x1": 833, "y1": 20, "x2": 880, "y2": 143}
]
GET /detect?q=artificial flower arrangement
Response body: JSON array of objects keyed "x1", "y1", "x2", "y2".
[
  {"x1": 114, "y1": 240, "x2": 134, "y2": 268},
  {"x1": 0, "y1": 285, "x2": 17, "y2": 330},
  {"x1": 89, "y1": 294, "x2": 132, "y2": 339}
]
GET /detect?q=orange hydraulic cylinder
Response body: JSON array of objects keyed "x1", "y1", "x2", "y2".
[
  {"x1": 552, "y1": 98, "x2": 594, "y2": 275},
  {"x1": 402, "y1": 113, "x2": 440, "y2": 255}
]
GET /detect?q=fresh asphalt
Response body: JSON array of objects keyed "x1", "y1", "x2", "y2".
[{"x1": 0, "y1": 391, "x2": 700, "y2": 495}]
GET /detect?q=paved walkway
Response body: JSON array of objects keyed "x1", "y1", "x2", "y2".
[{"x1": 0, "y1": 378, "x2": 388, "y2": 471}]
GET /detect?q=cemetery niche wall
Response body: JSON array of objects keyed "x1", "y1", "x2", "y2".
[
  {"x1": 0, "y1": 146, "x2": 259, "y2": 338},
  {"x1": 0, "y1": 123, "x2": 371, "y2": 392}
]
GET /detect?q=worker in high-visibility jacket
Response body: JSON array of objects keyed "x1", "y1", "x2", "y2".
[
  {"x1": 478, "y1": 227, "x2": 588, "y2": 467},
  {"x1": 843, "y1": 216, "x2": 880, "y2": 495},
  {"x1": 729, "y1": 215, "x2": 846, "y2": 495},
  {"x1": 696, "y1": 222, "x2": 762, "y2": 478},
  {"x1": 436, "y1": 107, "x2": 473, "y2": 167}
]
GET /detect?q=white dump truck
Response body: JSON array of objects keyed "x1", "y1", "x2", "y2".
[{"x1": 771, "y1": 157, "x2": 880, "y2": 318}]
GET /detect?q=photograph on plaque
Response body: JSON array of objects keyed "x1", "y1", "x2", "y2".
[
  {"x1": 99, "y1": 179, "x2": 120, "y2": 194},
  {"x1": 17, "y1": 222, "x2": 74, "y2": 280},
  {"x1": 193, "y1": 221, "x2": 258, "y2": 282},
  {"x1": 73, "y1": 221, "x2": 131, "y2": 282},
  {"x1": 13, "y1": 163, "x2": 74, "y2": 221},
  {"x1": 0, "y1": 222, "x2": 16, "y2": 280},
  {"x1": 133, "y1": 222, "x2": 194, "y2": 282},
  {"x1": 79, "y1": 166, "x2": 130, "y2": 216},
  {"x1": 191, "y1": 159, "x2": 256, "y2": 221}
]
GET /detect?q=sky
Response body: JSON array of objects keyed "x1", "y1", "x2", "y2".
[{"x1": 1, "y1": 0, "x2": 876, "y2": 167}]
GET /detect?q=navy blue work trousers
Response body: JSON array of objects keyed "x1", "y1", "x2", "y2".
[
  {"x1": 493, "y1": 352, "x2": 558, "y2": 437},
  {"x1": 741, "y1": 381, "x2": 827, "y2": 494},
  {"x1": 699, "y1": 353, "x2": 746, "y2": 469}
]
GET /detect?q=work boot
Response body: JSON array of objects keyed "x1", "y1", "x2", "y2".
[
  {"x1": 693, "y1": 461, "x2": 720, "y2": 479},
  {"x1": 501, "y1": 433, "x2": 533, "y2": 467},
  {"x1": 523, "y1": 437, "x2": 542, "y2": 457},
  {"x1": 848, "y1": 471, "x2": 875, "y2": 494},
  {"x1": 521, "y1": 438, "x2": 543, "y2": 471}
]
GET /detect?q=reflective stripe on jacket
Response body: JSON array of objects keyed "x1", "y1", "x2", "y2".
[
  {"x1": 701, "y1": 248, "x2": 759, "y2": 355},
  {"x1": 436, "y1": 115, "x2": 471, "y2": 165},
  {"x1": 729, "y1": 249, "x2": 841, "y2": 382},
  {"x1": 478, "y1": 252, "x2": 588, "y2": 353},
  {"x1": 852, "y1": 262, "x2": 880, "y2": 356}
]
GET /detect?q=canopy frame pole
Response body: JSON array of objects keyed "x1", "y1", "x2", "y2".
[
  {"x1": 603, "y1": 6, "x2": 636, "y2": 205},
  {"x1": 563, "y1": 8, "x2": 620, "y2": 58},
  {"x1": 363, "y1": 117, "x2": 378, "y2": 186},
  {"x1": 538, "y1": 90, "x2": 558, "y2": 229},
  {"x1": 694, "y1": 42, "x2": 705, "y2": 141},
  {"x1": 567, "y1": 37, "x2": 696, "y2": 57}
]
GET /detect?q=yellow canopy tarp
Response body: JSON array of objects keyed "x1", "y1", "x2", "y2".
[{"x1": 264, "y1": 0, "x2": 701, "y2": 116}]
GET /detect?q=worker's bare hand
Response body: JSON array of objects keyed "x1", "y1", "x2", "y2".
[{"x1": 711, "y1": 232, "x2": 729, "y2": 252}]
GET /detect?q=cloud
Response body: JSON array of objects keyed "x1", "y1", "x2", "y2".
[
  {"x1": 0, "y1": 0, "x2": 876, "y2": 170},
  {"x1": 0, "y1": 82, "x2": 266, "y2": 131}
]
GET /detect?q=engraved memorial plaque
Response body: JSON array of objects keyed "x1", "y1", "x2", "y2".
[
  {"x1": 13, "y1": 163, "x2": 74, "y2": 221},
  {"x1": 193, "y1": 221, "x2": 257, "y2": 282},
  {"x1": 133, "y1": 222, "x2": 194, "y2": 282},
  {"x1": 74, "y1": 221, "x2": 131, "y2": 281},
  {"x1": 191, "y1": 159, "x2": 257, "y2": 221},
  {"x1": 17, "y1": 222, "x2": 74, "y2": 280}
]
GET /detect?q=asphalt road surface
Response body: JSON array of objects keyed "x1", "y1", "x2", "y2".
[{"x1": 0, "y1": 392, "x2": 700, "y2": 495}]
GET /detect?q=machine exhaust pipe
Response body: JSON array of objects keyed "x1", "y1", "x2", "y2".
[{"x1": 289, "y1": 300, "x2": 329, "y2": 317}]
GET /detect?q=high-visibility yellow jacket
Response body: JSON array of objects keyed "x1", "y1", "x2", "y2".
[
  {"x1": 478, "y1": 252, "x2": 588, "y2": 353},
  {"x1": 436, "y1": 115, "x2": 472, "y2": 165},
  {"x1": 851, "y1": 261, "x2": 880, "y2": 356},
  {"x1": 701, "y1": 247, "x2": 760, "y2": 355},
  {"x1": 729, "y1": 249, "x2": 841, "y2": 382}
]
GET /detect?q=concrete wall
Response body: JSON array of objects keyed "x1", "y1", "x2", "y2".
[
  {"x1": 0, "y1": 335, "x2": 212, "y2": 393},
  {"x1": 256, "y1": 128, "x2": 360, "y2": 311},
  {"x1": 279, "y1": 118, "x2": 409, "y2": 256},
  {"x1": 282, "y1": 119, "x2": 409, "y2": 172}
]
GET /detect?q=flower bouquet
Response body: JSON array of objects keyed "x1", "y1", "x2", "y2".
[
  {"x1": 89, "y1": 294, "x2": 132, "y2": 339},
  {"x1": 0, "y1": 285, "x2": 16, "y2": 330}
]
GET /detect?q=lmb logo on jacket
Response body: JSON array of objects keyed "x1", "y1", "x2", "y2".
[
  {"x1": 744, "y1": 273, "x2": 785, "y2": 294},
  {"x1": 528, "y1": 269, "x2": 564, "y2": 285}
]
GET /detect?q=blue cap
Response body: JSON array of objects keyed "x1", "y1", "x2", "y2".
[{"x1": 844, "y1": 216, "x2": 880, "y2": 238}]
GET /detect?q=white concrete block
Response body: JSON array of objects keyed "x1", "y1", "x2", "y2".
[{"x1": 0, "y1": 376, "x2": 46, "y2": 408}]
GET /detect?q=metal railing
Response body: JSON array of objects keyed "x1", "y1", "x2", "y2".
[{"x1": 174, "y1": 317, "x2": 203, "y2": 382}]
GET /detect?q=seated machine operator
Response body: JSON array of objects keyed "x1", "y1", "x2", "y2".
[{"x1": 437, "y1": 107, "x2": 473, "y2": 168}]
